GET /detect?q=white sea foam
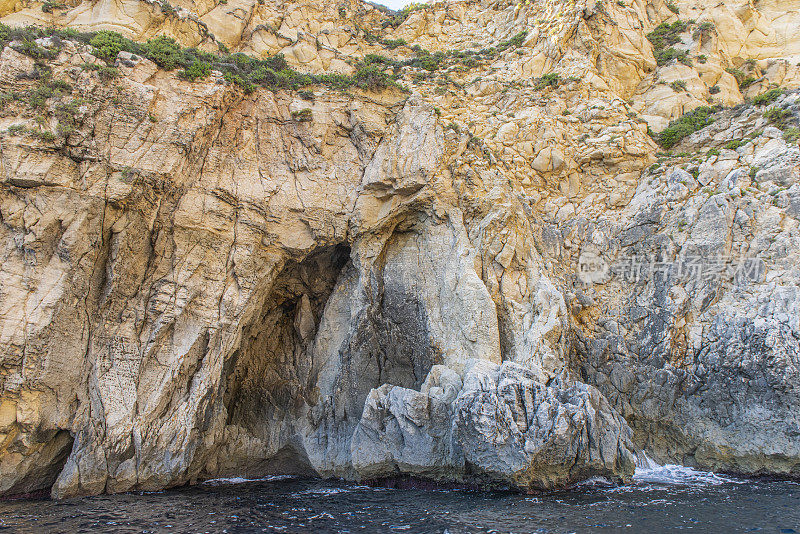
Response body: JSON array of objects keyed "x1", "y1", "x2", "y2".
[
  {"x1": 634, "y1": 464, "x2": 741, "y2": 485},
  {"x1": 632, "y1": 452, "x2": 743, "y2": 486},
  {"x1": 574, "y1": 476, "x2": 615, "y2": 488},
  {"x1": 296, "y1": 487, "x2": 351, "y2": 496},
  {"x1": 202, "y1": 474, "x2": 297, "y2": 485}
]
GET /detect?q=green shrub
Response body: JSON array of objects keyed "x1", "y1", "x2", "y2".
[
  {"x1": 697, "y1": 54, "x2": 707, "y2": 64},
  {"x1": 32, "y1": 129, "x2": 57, "y2": 142},
  {"x1": 49, "y1": 79, "x2": 72, "y2": 92},
  {"x1": 670, "y1": 80, "x2": 687, "y2": 92},
  {"x1": 57, "y1": 123, "x2": 75, "y2": 136},
  {"x1": 496, "y1": 31, "x2": 527, "y2": 53},
  {"x1": 57, "y1": 28, "x2": 95, "y2": 43},
  {"x1": 3, "y1": 25, "x2": 408, "y2": 95},
  {"x1": 403, "y1": 50, "x2": 444, "y2": 71},
  {"x1": 647, "y1": 21, "x2": 688, "y2": 49},
  {"x1": 726, "y1": 67, "x2": 757, "y2": 89},
  {"x1": 666, "y1": 1, "x2": 679, "y2": 13},
  {"x1": 763, "y1": 108, "x2": 792, "y2": 128},
  {"x1": 42, "y1": 1, "x2": 66, "y2": 13},
  {"x1": 647, "y1": 21, "x2": 692, "y2": 66},
  {"x1": 160, "y1": 1, "x2": 177, "y2": 15},
  {"x1": 693, "y1": 21, "x2": 714, "y2": 40},
  {"x1": 143, "y1": 35, "x2": 184, "y2": 69},
  {"x1": 352, "y1": 65, "x2": 397, "y2": 91},
  {"x1": 25, "y1": 76, "x2": 73, "y2": 109},
  {"x1": 1, "y1": 24, "x2": 91, "y2": 56},
  {"x1": 724, "y1": 139, "x2": 744, "y2": 150},
  {"x1": 751, "y1": 88, "x2": 782, "y2": 106},
  {"x1": 12, "y1": 39, "x2": 56, "y2": 60},
  {"x1": 54, "y1": 100, "x2": 79, "y2": 118},
  {"x1": 656, "y1": 105, "x2": 717, "y2": 148},
  {"x1": 27, "y1": 84, "x2": 54, "y2": 109},
  {"x1": 381, "y1": 38, "x2": 406, "y2": 49},
  {"x1": 706, "y1": 148, "x2": 720, "y2": 157},
  {"x1": 534, "y1": 73, "x2": 564, "y2": 89},
  {"x1": 360, "y1": 54, "x2": 397, "y2": 68},
  {"x1": 382, "y1": 3, "x2": 426, "y2": 29},
  {"x1": 82, "y1": 62, "x2": 119, "y2": 79},
  {"x1": 291, "y1": 108, "x2": 312, "y2": 122},
  {"x1": 709, "y1": 85, "x2": 720, "y2": 94},
  {"x1": 223, "y1": 71, "x2": 255, "y2": 93},
  {"x1": 178, "y1": 60, "x2": 211, "y2": 81},
  {"x1": 783, "y1": 127, "x2": 800, "y2": 143},
  {"x1": 90, "y1": 30, "x2": 129, "y2": 62},
  {"x1": 54, "y1": 100, "x2": 79, "y2": 136},
  {"x1": 98, "y1": 66, "x2": 120, "y2": 80},
  {"x1": 654, "y1": 47, "x2": 689, "y2": 66}
]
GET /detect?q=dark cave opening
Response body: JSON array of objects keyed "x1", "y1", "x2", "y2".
[
  {"x1": 209, "y1": 232, "x2": 448, "y2": 480},
  {"x1": 3, "y1": 429, "x2": 74, "y2": 499},
  {"x1": 212, "y1": 244, "x2": 351, "y2": 478}
]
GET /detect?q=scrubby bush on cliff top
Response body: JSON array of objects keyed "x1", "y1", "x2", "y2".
[
  {"x1": 381, "y1": 2, "x2": 427, "y2": 28},
  {"x1": 0, "y1": 24, "x2": 405, "y2": 94},
  {"x1": 357, "y1": 31, "x2": 528, "y2": 76},
  {"x1": 88, "y1": 31, "x2": 405, "y2": 93}
]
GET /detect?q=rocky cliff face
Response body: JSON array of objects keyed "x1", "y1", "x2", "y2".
[{"x1": 0, "y1": 0, "x2": 798, "y2": 499}]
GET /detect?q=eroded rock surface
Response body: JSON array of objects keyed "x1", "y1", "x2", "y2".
[
  {"x1": 352, "y1": 361, "x2": 636, "y2": 489},
  {"x1": 1, "y1": 0, "x2": 799, "y2": 498}
]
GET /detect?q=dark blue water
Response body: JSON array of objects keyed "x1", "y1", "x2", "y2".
[{"x1": 0, "y1": 466, "x2": 798, "y2": 533}]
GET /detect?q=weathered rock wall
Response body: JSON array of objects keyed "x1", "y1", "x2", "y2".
[{"x1": 1, "y1": 0, "x2": 799, "y2": 498}]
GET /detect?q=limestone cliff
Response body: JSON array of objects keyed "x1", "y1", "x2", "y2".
[{"x1": 0, "y1": 0, "x2": 798, "y2": 498}]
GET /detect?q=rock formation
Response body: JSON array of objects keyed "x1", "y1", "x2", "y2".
[{"x1": 0, "y1": 0, "x2": 798, "y2": 498}]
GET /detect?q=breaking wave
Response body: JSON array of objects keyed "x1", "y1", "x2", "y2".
[
  {"x1": 201, "y1": 474, "x2": 297, "y2": 485},
  {"x1": 632, "y1": 452, "x2": 744, "y2": 486}
]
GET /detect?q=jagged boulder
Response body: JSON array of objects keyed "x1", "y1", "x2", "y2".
[{"x1": 351, "y1": 362, "x2": 636, "y2": 490}]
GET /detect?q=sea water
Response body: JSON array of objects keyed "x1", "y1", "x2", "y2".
[{"x1": 1, "y1": 462, "x2": 798, "y2": 533}]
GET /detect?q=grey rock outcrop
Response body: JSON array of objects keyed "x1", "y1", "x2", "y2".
[
  {"x1": 569, "y1": 98, "x2": 800, "y2": 477},
  {"x1": 351, "y1": 361, "x2": 636, "y2": 490},
  {"x1": 455, "y1": 362, "x2": 635, "y2": 489}
]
